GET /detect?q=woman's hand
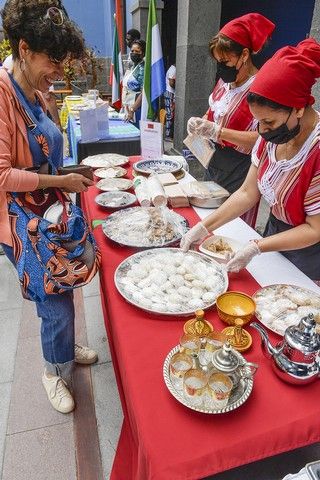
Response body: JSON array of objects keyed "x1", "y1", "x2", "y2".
[
  {"x1": 124, "y1": 106, "x2": 134, "y2": 122},
  {"x1": 60, "y1": 173, "x2": 94, "y2": 193},
  {"x1": 194, "y1": 119, "x2": 221, "y2": 141},
  {"x1": 226, "y1": 241, "x2": 261, "y2": 272},
  {"x1": 187, "y1": 117, "x2": 203, "y2": 135},
  {"x1": 180, "y1": 222, "x2": 209, "y2": 252}
]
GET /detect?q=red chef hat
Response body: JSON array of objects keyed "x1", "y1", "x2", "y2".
[
  {"x1": 219, "y1": 13, "x2": 275, "y2": 53},
  {"x1": 249, "y1": 38, "x2": 320, "y2": 108}
]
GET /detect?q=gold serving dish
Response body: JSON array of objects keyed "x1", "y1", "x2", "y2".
[
  {"x1": 216, "y1": 291, "x2": 256, "y2": 326},
  {"x1": 183, "y1": 310, "x2": 214, "y2": 336}
]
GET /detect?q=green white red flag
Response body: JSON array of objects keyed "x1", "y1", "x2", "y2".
[{"x1": 109, "y1": 15, "x2": 123, "y2": 110}]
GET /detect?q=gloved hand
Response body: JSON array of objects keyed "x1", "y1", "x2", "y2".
[
  {"x1": 187, "y1": 117, "x2": 203, "y2": 135},
  {"x1": 226, "y1": 241, "x2": 261, "y2": 273},
  {"x1": 180, "y1": 222, "x2": 209, "y2": 252},
  {"x1": 194, "y1": 119, "x2": 221, "y2": 141}
]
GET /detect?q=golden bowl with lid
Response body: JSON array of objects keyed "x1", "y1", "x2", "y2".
[
  {"x1": 183, "y1": 309, "x2": 214, "y2": 336},
  {"x1": 216, "y1": 291, "x2": 256, "y2": 326}
]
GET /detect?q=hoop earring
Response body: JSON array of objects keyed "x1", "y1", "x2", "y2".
[{"x1": 19, "y1": 58, "x2": 26, "y2": 72}]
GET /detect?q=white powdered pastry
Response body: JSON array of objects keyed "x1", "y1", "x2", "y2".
[
  {"x1": 253, "y1": 284, "x2": 320, "y2": 336},
  {"x1": 118, "y1": 249, "x2": 227, "y2": 314}
]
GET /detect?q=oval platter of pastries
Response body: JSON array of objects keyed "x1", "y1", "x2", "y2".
[
  {"x1": 102, "y1": 206, "x2": 188, "y2": 248},
  {"x1": 253, "y1": 284, "x2": 320, "y2": 336},
  {"x1": 114, "y1": 247, "x2": 228, "y2": 316}
]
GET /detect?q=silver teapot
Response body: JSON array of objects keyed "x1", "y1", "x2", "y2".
[
  {"x1": 251, "y1": 314, "x2": 320, "y2": 385},
  {"x1": 211, "y1": 341, "x2": 258, "y2": 388}
]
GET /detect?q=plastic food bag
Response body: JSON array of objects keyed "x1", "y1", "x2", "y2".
[
  {"x1": 182, "y1": 181, "x2": 229, "y2": 199},
  {"x1": 102, "y1": 206, "x2": 187, "y2": 247}
]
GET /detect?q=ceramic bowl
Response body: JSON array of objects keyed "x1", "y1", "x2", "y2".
[
  {"x1": 133, "y1": 158, "x2": 182, "y2": 175},
  {"x1": 216, "y1": 291, "x2": 256, "y2": 326}
]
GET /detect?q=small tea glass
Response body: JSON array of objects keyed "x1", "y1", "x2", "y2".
[
  {"x1": 179, "y1": 333, "x2": 201, "y2": 356},
  {"x1": 207, "y1": 372, "x2": 233, "y2": 409},
  {"x1": 169, "y1": 352, "x2": 193, "y2": 390},
  {"x1": 183, "y1": 368, "x2": 208, "y2": 407},
  {"x1": 202, "y1": 331, "x2": 227, "y2": 366}
]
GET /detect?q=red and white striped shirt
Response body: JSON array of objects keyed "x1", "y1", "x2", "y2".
[
  {"x1": 208, "y1": 77, "x2": 257, "y2": 154},
  {"x1": 252, "y1": 119, "x2": 320, "y2": 225}
]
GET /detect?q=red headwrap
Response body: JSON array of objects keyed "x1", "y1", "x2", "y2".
[
  {"x1": 219, "y1": 13, "x2": 275, "y2": 53},
  {"x1": 249, "y1": 38, "x2": 320, "y2": 108}
]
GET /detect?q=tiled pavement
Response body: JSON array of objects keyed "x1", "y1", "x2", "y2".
[{"x1": 0, "y1": 254, "x2": 122, "y2": 480}]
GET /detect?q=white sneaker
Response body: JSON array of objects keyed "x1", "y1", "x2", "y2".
[
  {"x1": 42, "y1": 372, "x2": 75, "y2": 414},
  {"x1": 75, "y1": 344, "x2": 98, "y2": 365}
]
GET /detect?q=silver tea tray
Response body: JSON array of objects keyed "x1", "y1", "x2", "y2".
[{"x1": 163, "y1": 345, "x2": 254, "y2": 414}]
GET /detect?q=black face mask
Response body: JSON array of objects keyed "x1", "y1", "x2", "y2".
[
  {"x1": 259, "y1": 110, "x2": 301, "y2": 144},
  {"x1": 130, "y1": 53, "x2": 142, "y2": 64},
  {"x1": 216, "y1": 58, "x2": 242, "y2": 83}
]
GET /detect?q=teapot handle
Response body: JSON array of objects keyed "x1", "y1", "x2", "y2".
[{"x1": 240, "y1": 362, "x2": 258, "y2": 379}]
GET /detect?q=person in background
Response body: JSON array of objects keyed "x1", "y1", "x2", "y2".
[
  {"x1": 125, "y1": 28, "x2": 141, "y2": 49},
  {"x1": 164, "y1": 63, "x2": 176, "y2": 139},
  {"x1": 187, "y1": 13, "x2": 275, "y2": 226},
  {"x1": 124, "y1": 28, "x2": 141, "y2": 72},
  {"x1": 181, "y1": 38, "x2": 320, "y2": 285},
  {"x1": 0, "y1": 0, "x2": 98, "y2": 414},
  {"x1": 122, "y1": 39, "x2": 146, "y2": 128}
]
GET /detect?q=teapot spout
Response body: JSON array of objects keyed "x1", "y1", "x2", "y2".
[{"x1": 251, "y1": 322, "x2": 278, "y2": 358}]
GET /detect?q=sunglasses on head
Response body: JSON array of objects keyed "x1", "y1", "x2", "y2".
[{"x1": 43, "y1": 7, "x2": 64, "y2": 26}]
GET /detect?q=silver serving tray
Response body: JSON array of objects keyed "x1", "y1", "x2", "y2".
[
  {"x1": 102, "y1": 207, "x2": 188, "y2": 248},
  {"x1": 253, "y1": 284, "x2": 320, "y2": 337},
  {"x1": 114, "y1": 248, "x2": 228, "y2": 316},
  {"x1": 95, "y1": 191, "x2": 136, "y2": 209},
  {"x1": 163, "y1": 345, "x2": 254, "y2": 414}
]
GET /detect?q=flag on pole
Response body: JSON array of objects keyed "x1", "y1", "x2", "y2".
[
  {"x1": 141, "y1": 0, "x2": 166, "y2": 121},
  {"x1": 109, "y1": 15, "x2": 124, "y2": 110}
]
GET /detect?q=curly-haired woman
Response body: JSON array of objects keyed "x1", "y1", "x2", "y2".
[{"x1": 0, "y1": 0, "x2": 98, "y2": 413}]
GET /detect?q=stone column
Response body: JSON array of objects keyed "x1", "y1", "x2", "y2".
[
  {"x1": 130, "y1": 0, "x2": 164, "y2": 39},
  {"x1": 310, "y1": 0, "x2": 320, "y2": 110},
  {"x1": 174, "y1": 0, "x2": 221, "y2": 152}
]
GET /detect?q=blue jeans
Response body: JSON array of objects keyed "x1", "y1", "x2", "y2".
[{"x1": 1, "y1": 243, "x2": 75, "y2": 381}]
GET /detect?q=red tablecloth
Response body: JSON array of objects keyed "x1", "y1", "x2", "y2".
[{"x1": 81, "y1": 158, "x2": 320, "y2": 480}]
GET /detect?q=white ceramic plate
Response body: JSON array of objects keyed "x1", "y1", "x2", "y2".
[
  {"x1": 94, "y1": 166, "x2": 127, "y2": 179},
  {"x1": 95, "y1": 191, "x2": 136, "y2": 209},
  {"x1": 65, "y1": 95, "x2": 82, "y2": 100},
  {"x1": 133, "y1": 159, "x2": 182, "y2": 175},
  {"x1": 96, "y1": 178, "x2": 133, "y2": 192},
  {"x1": 82, "y1": 154, "x2": 128, "y2": 169},
  {"x1": 253, "y1": 284, "x2": 320, "y2": 336},
  {"x1": 114, "y1": 248, "x2": 228, "y2": 315},
  {"x1": 43, "y1": 201, "x2": 64, "y2": 224},
  {"x1": 199, "y1": 235, "x2": 244, "y2": 264}
]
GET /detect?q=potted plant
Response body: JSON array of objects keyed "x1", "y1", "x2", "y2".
[
  {"x1": 0, "y1": 39, "x2": 11, "y2": 64},
  {"x1": 63, "y1": 59, "x2": 76, "y2": 90}
]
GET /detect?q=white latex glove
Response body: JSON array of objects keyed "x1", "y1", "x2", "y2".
[
  {"x1": 180, "y1": 222, "x2": 209, "y2": 252},
  {"x1": 226, "y1": 241, "x2": 261, "y2": 273},
  {"x1": 194, "y1": 119, "x2": 221, "y2": 141},
  {"x1": 187, "y1": 117, "x2": 203, "y2": 135}
]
